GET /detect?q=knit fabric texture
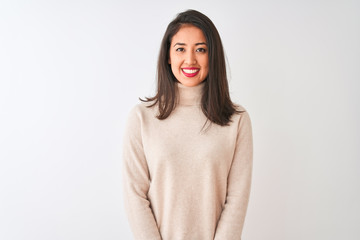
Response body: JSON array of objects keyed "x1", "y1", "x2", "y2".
[{"x1": 122, "y1": 81, "x2": 253, "y2": 240}]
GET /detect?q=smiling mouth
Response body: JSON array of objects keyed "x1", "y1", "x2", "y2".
[{"x1": 181, "y1": 68, "x2": 200, "y2": 77}]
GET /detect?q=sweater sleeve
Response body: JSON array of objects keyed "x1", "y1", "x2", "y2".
[
  {"x1": 121, "y1": 105, "x2": 162, "y2": 240},
  {"x1": 214, "y1": 110, "x2": 253, "y2": 240}
]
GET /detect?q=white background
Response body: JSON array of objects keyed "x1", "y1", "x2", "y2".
[{"x1": 1, "y1": 0, "x2": 359, "y2": 239}]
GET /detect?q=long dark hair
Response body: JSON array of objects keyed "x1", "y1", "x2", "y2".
[{"x1": 140, "y1": 9, "x2": 244, "y2": 129}]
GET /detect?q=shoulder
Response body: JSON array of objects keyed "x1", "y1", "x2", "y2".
[
  {"x1": 125, "y1": 101, "x2": 157, "y2": 124},
  {"x1": 231, "y1": 103, "x2": 252, "y2": 129},
  {"x1": 234, "y1": 103, "x2": 247, "y2": 113},
  {"x1": 123, "y1": 102, "x2": 151, "y2": 138},
  {"x1": 233, "y1": 103, "x2": 251, "y2": 119}
]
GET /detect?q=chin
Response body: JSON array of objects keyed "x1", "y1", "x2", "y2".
[
  {"x1": 175, "y1": 73, "x2": 205, "y2": 86},
  {"x1": 182, "y1": 81, "x2": 202, "y2": 87}
]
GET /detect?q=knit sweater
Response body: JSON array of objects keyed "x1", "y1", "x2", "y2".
[{"x1": 122, "y1": 80, "x2": 253, "y2": 240}]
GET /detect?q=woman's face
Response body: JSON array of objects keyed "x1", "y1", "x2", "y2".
[{"x1": 169, "y1": 24, "x2": 209, "y2": 87}]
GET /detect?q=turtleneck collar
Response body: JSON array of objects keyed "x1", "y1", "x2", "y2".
[{"x1": 175, "y1": 81, "x2": 205, "y2": 106}]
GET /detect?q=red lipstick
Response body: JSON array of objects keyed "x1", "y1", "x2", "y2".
[{"x1": 181, "y1": 68, "x2": 200, "y2": 78}]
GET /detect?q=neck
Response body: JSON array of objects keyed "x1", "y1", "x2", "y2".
[{"x1": 175, "y1": 81, "x2": 205, "y2": 106}]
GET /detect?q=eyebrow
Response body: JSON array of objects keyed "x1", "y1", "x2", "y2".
[{"x1": 173, "y1": 42, "x2": 207, "y2": 47}]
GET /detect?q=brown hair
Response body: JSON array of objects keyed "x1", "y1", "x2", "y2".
[{"x1": 140, "y1": 9, "x2": 244, "y2": 130}]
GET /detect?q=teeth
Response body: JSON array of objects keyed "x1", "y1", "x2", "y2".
[{"x1": 182, "y1": 69, "x2": 199, "y2": 74}]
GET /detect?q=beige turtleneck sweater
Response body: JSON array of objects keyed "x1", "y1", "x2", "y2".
[{"x1": 122, "y1": 81, "x2": 253, "y2": 240}]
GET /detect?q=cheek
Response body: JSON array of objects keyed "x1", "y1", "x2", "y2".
[
  {"x1": 172, "y1": 59, "x2": 182, "y2": 71},
  {"x1": 205, "y1": 56, "x2": 209, "y2": 67},
  {"x1": 170, "y1": 62, "x2": 179, "y2": 76},
  {"x1": 201, "y1": 61, "x2": 209, "y2": 73},
  {"x1": 200, "y1": 55, "x2": 209, "y2": 67},
  {"x1": 202, "y1": 58, "x2": 209, "y2": 75}
]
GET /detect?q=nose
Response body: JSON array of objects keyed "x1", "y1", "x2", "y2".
[{"x1": 185, "y1": 51, "x2": 197, "y2": 65}]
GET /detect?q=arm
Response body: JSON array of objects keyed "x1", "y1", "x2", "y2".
[
  {"x1": 122, "y1": 106, "x2": 162, "y2": 240},
  {"x1": 214, "y1": 111, "x2": 253, "y2": 240}
]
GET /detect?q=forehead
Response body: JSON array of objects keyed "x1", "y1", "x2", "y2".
[{"x1": 171, "y1": 24, "x2": 206, "y2": 44}]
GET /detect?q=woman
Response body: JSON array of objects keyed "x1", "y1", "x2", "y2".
[{"x1": 122, "y1": 9, "x2": 253, "y2": 240}]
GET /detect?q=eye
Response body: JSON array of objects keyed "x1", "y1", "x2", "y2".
[
  {"x1": 196, "y1": 48, "x2": 207, "y2": 53},
  {"x1": 176, "y1": 48, "x2": 185, "y2": 52}
]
